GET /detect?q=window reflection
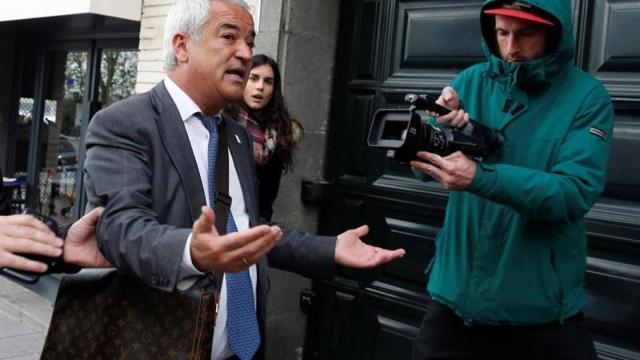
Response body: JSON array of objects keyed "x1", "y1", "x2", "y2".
[
  {"x1": 33, "y1": 51, "x2": 86, "y2": 222},
  {"x1": 99, "y1": 50, "x2": 138, "y2": 108}
]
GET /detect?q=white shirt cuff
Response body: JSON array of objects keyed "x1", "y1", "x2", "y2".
[{"x1": 177, "y1": 232, "x2": 204, "y2": 291}]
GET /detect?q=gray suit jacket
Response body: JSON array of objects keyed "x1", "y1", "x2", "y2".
[{"x1": 83, "y1": 82, "x2": 336, "y2": 353}]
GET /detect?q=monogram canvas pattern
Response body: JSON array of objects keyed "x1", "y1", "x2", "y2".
[{"x1": 41, "y1": 270, "x2": 216, "y2": 360}]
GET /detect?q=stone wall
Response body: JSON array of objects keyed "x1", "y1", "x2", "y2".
[{"x1": 135, "y1": 0, "x2": 173, "y2": 93}]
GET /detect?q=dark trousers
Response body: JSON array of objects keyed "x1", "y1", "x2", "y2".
[{"x1": 412, "y1": 300, "x2": 598, "y2": 360}]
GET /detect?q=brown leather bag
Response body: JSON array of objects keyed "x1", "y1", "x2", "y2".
[
  {"x1": 41, "y1": 269, "x2": 217, "y2": 360},
  {"x1": 41, "y1": 122, "x2": 233, "y2": 359}
]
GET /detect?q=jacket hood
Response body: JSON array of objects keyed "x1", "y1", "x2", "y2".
[{"x1": 480, "y1": 0, "x2": 574, "y2": 90}]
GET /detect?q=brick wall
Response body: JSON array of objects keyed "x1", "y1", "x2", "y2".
[{"x1": 135, "y1": 0, "x2": 174, "y2": 93}]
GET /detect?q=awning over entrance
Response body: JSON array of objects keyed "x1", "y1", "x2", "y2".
[{"x1": 0, "y1": 0, "x2": 142, "y2": 22}]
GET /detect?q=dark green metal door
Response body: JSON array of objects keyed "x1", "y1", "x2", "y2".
[{"x1": 304, "y1": 1, "x2": 640, "y2": 359}]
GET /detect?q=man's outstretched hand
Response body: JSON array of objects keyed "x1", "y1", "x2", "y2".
[
  {"x1": 335, "y1": 225, "x2": 405, "y2": 268},
  {"x1": 191, "y1": 206, "x2": 282, "y2": 273}
]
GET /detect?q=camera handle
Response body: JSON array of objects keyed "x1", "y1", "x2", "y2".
[
  {"x1": 404, "y1": 94, "x2": 476, "y2": 137},
  {"x1": 405, "y1": 94, "x2": 504, "y2": 151}
]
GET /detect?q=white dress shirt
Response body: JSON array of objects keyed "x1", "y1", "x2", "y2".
[{"x1": 164, "y1": 77, "x2": 258, "y2": 360}]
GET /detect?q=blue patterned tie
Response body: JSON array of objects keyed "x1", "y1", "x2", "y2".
[{"x1": 200, "y1": 115, "x2": 260, "y2": 360}]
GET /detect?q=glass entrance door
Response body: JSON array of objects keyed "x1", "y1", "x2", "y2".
[
  {"x1": 36, "y1": 50, "x2": 87, "y2": 222},
  {"x1": 9, "y1": 43, "x2": 138, "y2": 223}
]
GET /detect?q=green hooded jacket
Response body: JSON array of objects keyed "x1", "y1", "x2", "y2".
[{"x1": 423, "y1": 0, "x2": 614, "y2": 325}]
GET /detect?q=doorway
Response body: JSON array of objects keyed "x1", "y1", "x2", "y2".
[{"x1": 6, "y1": 40, "x2": 138, "y2": 224}]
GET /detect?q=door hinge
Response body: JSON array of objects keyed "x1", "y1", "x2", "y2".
[{"x1": 300, "y1": 180, "x2": 332, "y2": 204}]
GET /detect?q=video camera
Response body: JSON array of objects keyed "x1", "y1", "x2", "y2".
[
  {"x1": 0, "y1": 210, "x2": 71, "y2": 284},
  {"x1": 367, "y1": 94, "x2": 504, "y2": 162}
]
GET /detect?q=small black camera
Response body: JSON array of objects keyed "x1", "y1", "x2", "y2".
[
  {"x1": 0, "y1": 210, "x2": 67, "y2": 284},
  {"x1": 367, "y1": 94, "x2": 504, "y2": 162}
]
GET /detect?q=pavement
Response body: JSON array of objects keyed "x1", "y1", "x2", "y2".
[{"x1": 0, "y1": 275, "x2": 60, "y2": 360}]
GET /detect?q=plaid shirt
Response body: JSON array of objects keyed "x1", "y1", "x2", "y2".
[{"x1": 234, "y1": 109, "x2": 277, "y2": 165}]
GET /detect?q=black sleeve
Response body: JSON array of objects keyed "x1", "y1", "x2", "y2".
[
  {"x1": 268, "y1": 228, "x2": 336, "y2": 280},
  {"x1": 256, "y1": 156, "x2": 284, "y2": 222}
]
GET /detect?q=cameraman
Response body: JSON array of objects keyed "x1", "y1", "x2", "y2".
[
  {"x1": 0, "y1": 207, "x2": 110, "y2": 273},
  {"x1": 410, "y1": 1, "x2": 612, "y2": 359}
]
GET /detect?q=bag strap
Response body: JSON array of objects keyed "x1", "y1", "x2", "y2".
[
  {"x1": 211, "y1": 117, "x2": 230, "y2": 292},
  {"x1": 215, "y1": 118, "x2": 231, "y2": 237}
]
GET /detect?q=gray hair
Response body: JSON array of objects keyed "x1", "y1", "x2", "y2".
[{"x1": 163, "y1": 0, "x2": 251, "y2": 71}]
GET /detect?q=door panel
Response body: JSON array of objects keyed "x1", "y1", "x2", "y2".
[
  {"x1": 366, "y1": 294, "x2": 422, "y2": 360},
  {"x1": 304, "y1": 283, "x2": 360, "y2": 360},
  {"x1": 587, "y1": 0, "x2": 640, "y2": 99},
  {"x1": 385, "y1": 1, "x2": 484, "y2": 89},
  {"x1": 307, "y1": 0, "x2": 640, "y2": 359},
  {"x1": 349, "y1": 0, "x2": 381, "y2": 85},
  {"x1": 367, "y1": 199, "x2": 443, "y2": 293},
  {"x1": 604, "y1": 111, "x2": 640, "y2": 201},
  {"x1": 342, "y1": 92, "x2": 377, "y2": 179}
]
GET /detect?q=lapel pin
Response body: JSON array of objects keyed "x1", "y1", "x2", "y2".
[{"x1": 235, "y1": 134, "x2": 242, "y2": 144}]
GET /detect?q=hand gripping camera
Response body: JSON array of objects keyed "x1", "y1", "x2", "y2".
[
  {"x1": 0, "y1": 210, "x2": 74, "y2": 284},
  {"x1": 367, "y1": 94, "x2": 504, "y2": 162}
]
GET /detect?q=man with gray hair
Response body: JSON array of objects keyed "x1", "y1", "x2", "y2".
[{"x1": 83, "y1": 1, "x2": 405, "y2": 359}]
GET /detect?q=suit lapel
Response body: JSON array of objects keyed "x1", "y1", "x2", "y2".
[{"x1": 151, "y1": 83, "x2": 206, "y2": 223}]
